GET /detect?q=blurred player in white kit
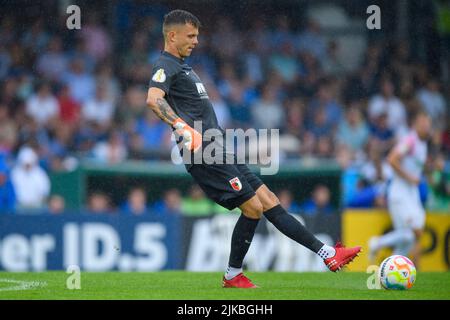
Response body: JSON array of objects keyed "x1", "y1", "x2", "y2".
[{"x1": 369, "y1": 111, "x2": 432, "y2": 267}]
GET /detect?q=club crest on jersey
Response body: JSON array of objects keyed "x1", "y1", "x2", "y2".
[
  {"x1": 152, "y1": 68, "x2": 166, "y2": 83},
  {"x1": 229, "y1": 177, "x2": 242, "y2": 191}
]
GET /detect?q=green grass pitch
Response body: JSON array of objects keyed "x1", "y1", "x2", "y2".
[{"x1": 0, "y1": 271, "x2": 449, "y2": 300}]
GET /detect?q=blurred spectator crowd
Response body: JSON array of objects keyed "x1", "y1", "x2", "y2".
[
  {"x1": 72, "y1": 184, "x2": 333, "y2": 218},
  {"x1": 0, "y1": 10, "x2": 449, "y2": 213}
]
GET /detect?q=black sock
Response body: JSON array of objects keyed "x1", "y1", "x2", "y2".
[
  {"x1": 228, "y1": 214, "x2": 260, "y2": 268},
  {"x1": 264, "y1": 204, "x2": 323, "y2": 253}
]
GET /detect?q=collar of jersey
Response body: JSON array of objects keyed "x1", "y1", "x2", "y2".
[{"x1": 162, "y1": 51, "x2": 185, "y2": 64}]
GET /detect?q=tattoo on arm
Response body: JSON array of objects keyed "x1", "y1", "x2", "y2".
[{"x1": 151, "y1": 97, "x2": 179, "y2": 125}]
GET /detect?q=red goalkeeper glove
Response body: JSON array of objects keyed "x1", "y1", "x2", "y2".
[{"x1": 172, "y1": 118, "x2": 202, "y2": 153}]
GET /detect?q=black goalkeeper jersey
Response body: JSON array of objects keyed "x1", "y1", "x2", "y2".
[
  {"x1": 149, "y1": 51, "x2": 222, "y2": 134},
  {"x1": 148, "y1": 51, "x2": 228, "y2": 168}
]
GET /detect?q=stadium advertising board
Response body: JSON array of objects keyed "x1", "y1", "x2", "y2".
[
  {"x1": 181, "y1": 213, "x2": 341, "y2": 272},
  {"x1": 0, "y1": 212, "x2": 341, "y2": 272},
  {"x1": 0, "y1": 215, "x2": 181, "y2": 272},
  {"x1": 343, "y1": 210, "x2": 450, "y2": 271}
]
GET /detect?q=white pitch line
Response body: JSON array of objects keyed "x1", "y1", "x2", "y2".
[{"x1": 0, "y1": 278, "x2": 47, "y2": 292}]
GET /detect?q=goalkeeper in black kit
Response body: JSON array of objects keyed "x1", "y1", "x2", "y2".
[{"x1": 146, "y1": 9, "x2": 361, "y2": 288}]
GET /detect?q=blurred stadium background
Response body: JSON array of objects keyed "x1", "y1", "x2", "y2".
[{"x1": 0, "y1": 0, "x2": 449, "y2": 273}]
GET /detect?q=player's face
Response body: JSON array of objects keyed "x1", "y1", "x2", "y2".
[
  {"x1": 175, "y1": 23, "x2": 199, "y2": 58},
  {"x1": 415, "y1": 115, "x2": 431, "y2": 140}
]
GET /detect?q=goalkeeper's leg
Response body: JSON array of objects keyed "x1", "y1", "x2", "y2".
[
  {"x1": 256, "y1": 185, "x2": 361, "y2": 271},
  {"x1": 223, "y1": 196, "x2": 262, "y2": 288}
]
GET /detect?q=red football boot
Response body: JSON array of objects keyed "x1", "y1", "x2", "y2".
[
  {"x1": 324, "y1": 242, "x2": 362, "y2": 272},
  {"x1": 222, "y1": 273, "x2": 258, "y2": 288}
]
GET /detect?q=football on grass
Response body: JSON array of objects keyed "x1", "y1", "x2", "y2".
[{"x1": 379, "y1": 255, "x2": 417, "y2": 290}]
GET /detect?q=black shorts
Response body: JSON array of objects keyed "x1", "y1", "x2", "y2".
[{"x1": 188, "y1": 163, "x2": 264, "y2": 210}]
